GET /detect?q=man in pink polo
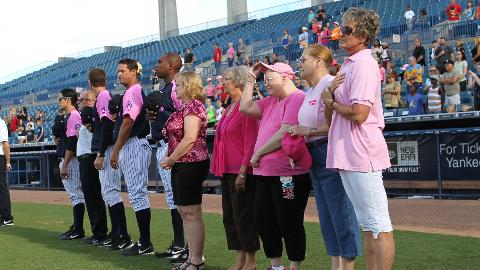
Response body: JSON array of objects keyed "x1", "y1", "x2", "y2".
[{"x1": 321, "y1": 8, "x2": 395, "y2": 270}]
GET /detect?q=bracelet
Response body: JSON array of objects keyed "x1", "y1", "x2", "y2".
[{"x1": 238, "y1": 174, "x2": 246, "y2": 179}]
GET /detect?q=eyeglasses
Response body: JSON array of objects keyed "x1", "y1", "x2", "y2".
[
  {"x1": 340, "y1": 25, "x2": 355, "y2": 36},
  {"x1": 58, "y1": 97, "x2": 71, "y2": 102}
]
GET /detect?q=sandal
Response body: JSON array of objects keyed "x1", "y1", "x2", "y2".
[{"x1": 172, "y1": 261, "x2": 205, "y2": 270}]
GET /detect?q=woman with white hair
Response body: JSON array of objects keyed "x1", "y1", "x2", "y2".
[{"x1": 321, "y1": 7, "x2": 395, "y2": 270}]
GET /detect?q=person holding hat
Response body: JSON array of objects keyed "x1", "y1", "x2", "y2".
[
  {"x1": 439, "y1": 59, "x2": 461, "y2": 106},
  {"x1": 240, "y1": 62, "x2": 310, "y2": 270},
  {"x1": 299, "y1": 26, "x2": 309, "y2": 50},
  {"x1": 424, "y1": 74, "x2": 444, "y2": 114},
  {"x1": 290, "y1": 44, "x2": 362, "y2": 270}
]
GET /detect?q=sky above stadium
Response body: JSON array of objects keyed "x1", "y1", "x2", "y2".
[{"x1": 0, "y1": 0, "x2": 304, "y2": 82}]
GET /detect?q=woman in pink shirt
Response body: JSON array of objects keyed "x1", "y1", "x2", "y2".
[
  {"x1": 289, "y1": 44, "x2": 361, "y2": 270},
  {"x1": 204, "y1": 78, "x2": 215, "y2": 102},
  {"x1": 161, "y1": 71, "x2": 210, "y2": 270},
  {"x1": 227, "y1": 42, "x2": 235, "y2": 67},
  {"x1": 211, "y1": 66, "x2": 260, "y2": 270},
  {"x1": 240, "y1": 62, "x2": 310, "y2": 270},
  {"x1": 321, "y1": 8, "x2": 395, "y2": 270}
]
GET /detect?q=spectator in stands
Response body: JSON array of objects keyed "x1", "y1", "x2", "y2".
[
  {"x1": 430, "y1": 40, "x2": 438, "y2": 66},
  {"x1": 252, "y1": 83, "x2": 264, "y2": 100},
  {"x1": 455, "y1": 50, "x2": 468, "y2": 92},
  {"x1": 204, "y1": 78, "x2": 215, "y2": 102},
  {"x1": 237, "y1": 38, "x2": 247, "y2": 66},
  {"x1": 215, "y1": 100, "x2": 224, "y2": 125},
  {"x1": 407, "y1": 84, "x2": 426, "y2": 115},
  {"x1": 34, "y1": 110, "x2": 42, "y2": 122},
  {"x1": 227, "y1": 43, "x2": 235, "y2": 67},
  {"x1": 424, "y1": 75, "x2": 444, "y2": 114},
  {"x1": 35, "y1": 119, "x2": 44, "y2": 142},
  {"x1": 405, "y1": 56, "x2": 424, "y2": 91},
  {"x1": 294, "y1": 76, "x2": 304, "y2": 90},
  {"x1": 379, "y1": 61, "x2": 386, "y2": 85},
  {"x1": 205, "y1": 98, "x2": 216, "y2": 128},
  {"x1": 308, "y1": 8, "x2": 316, "y2": 24},
  {"x1": 161, "y1": 72, "x2": 209, "y2": 270},
  {"x1": 383, "y1": 72, "x2": 402, "y2": 109},
  {"x1": 281, "y1": 29, "x2": 293, "y2": 52},
  {"x1": 245, "y1": 56, "x2": 253, "y2": 67},
  {"x1": 446, "y1": 0, "x2": 462, "y2": 22},
  {"x1": 311, "y1": 19, "x2": 320, "y2": 44},
  {"x1": 271, "y1": 53, "x2": 279, "y2": 64},
  {"x1": 381, "y1": 42, "x2": 391, "y2": 68},
  {"x1": 417, "y1": 9, "x2": 430, "y2": 29},
  {"x1": 26, "y1": 116, "x2": 34, "y2": 130},
  {"x1": 472, "y1": 37, "x2": 480, "y2": 64},
  {"x1": 318, "y1": 23, "x2": 331, "y2": 47},
  {"x1": 301, "y1": 80, "x2": 311, "y2": 93},
  {"x1": 178, "y1": 52, "x2": 185, "y2": 68},
  {"x1": 462, "y1": 1, "x2": 476, "y2": 20},
  {"x1": 425, "y1": 65, "x2": 440, "y2": 88},
  {"x1": 8, "y1": 113, "x2": 18, "y2": 145},
  {"x1": 17, "y1": 107, "x2": 27, "y2": 122},
  {"x1": 25, "y1": 124, "x2": 35, "y2": 143},
  {"x1": 240, "y1": 62, "x2": 309, "y2": 270},
  {"x1": 316, "y1": 8, "x2": 324, "y2": 22},
  {"x1": 455, "y1": 39, "x2": 465, "y2": 53},
  {"x1": 263, "y1": 56, "x2": 272, "y2": 65},
  {"x1": 371, "y1": 39, "x2": 383, "y2": 63},
  {"x1": 216, "y1": 75, "x2": 229, "y2": 107},
  {"x1": 17, "y1": 119, "x2": 26, "y2": 144},
  {"x1": 213, "y1": 43, "x2": 223, "y2": 76},
  {"x1": 467, "y1": 62, "x2": 480, "y2": 110},
  {"x1": 440, "y1": 59, "x2": 461, "y2": 106},
  {"x1": 211, "y1": 66, "x2": 260, "y2": 270},
  {"x1": 321, "y1": 7, "x2": 395, "y2": 270},
  {"x1": 298, "y1": 27, "x2": 309, "y2": 50},
  {"x1": 150, "y1": 69, "x2": 159, "y2": 90},
  {"x1": 404, "y1": 5, "x2": 415, "y2": 32},
  {"x1": 413, "y1": 39, "x2": 426, "y2": 67},
  {"x1": 331, "y1": 22, "x2": 340, "y2": 51},
  {"x1": 40, "y1": 111, "x2": 46, "y2": 122},
  {"x1": 184, "y1": 47, "x2": 195, "y2": 72},
  {"x1": 8, "y1": 105, "x2": 16, "y2": 117},
  {"x1": 434, "y1": 37, "x2": 454, "y2": 74}
]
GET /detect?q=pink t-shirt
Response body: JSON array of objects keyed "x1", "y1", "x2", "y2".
[
  {"x1": 254, "y1": 91, "x2": 308, "y2": 176},
  {"x1": 122, "y1": 84, "x2": 143, "y2": 121},
  {"x1": 66, "y1": 110, "x2": 81, "y2": 137},
  {"x1": 227, "y1": 47, "x2": 235, "y2": 59},
  {"x1": 298, "y1": 74, "x2": 334, "y2": 143},
  {"x1": 96, "y1": 90, "x2": 113, "y2": 121},
  {"x1": 326, "y1": 49, "x2": 391, "y2": 172},
  {"x1": 204, "y1": 85, "x2": 215, "y2": 97}
]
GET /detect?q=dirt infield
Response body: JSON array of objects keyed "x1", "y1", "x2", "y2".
[{"x1": 10, "y1": 190, "x2": 480, "y2": 238}]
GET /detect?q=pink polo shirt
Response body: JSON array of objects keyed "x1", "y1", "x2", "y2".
[
  {"x1": 254, "y1": 90, "x2": 308, "y2": 176},
  {"x1": 66, "y1": 110, "x2": 81, "y2": 137},
  {"x1": 96, "y1": 90, "x2": 113, "y2": 121},
  {"x1": 210, "y1": 103, "x2": 259, "y2": 176},
  {"x1": 326, "y1": 49, "x2": 391, "y2": 172},
  {"x1": 123, "y1": 83, "x2": 143, "y2": 121},
  {"x1": 298, "y1": 74, "x2": 334, "y2": 142}
]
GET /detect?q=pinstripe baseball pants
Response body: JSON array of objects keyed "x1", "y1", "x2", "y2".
[
  {"x1": 59, "y1": 158, "x2": 85, "y2": 206},
  {"x1": 99, "y1": 146, "x2": 124, "y2": 206},
  {"x1": 156, "y1": 140, "x2": 176, "y2": 209},
  {"x1": 119, "y1": 137, "x2": 151, "y2": 212}
]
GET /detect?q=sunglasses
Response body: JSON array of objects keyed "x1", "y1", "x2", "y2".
[
  {"x1": 340, "y1": 25, "x2": 355, "y2": 36},
  {"x1": 58, "y1": 97, "x2": 72, "y2": 102}
]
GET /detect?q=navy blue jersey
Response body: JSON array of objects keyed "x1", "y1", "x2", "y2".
[{"x1": 151, "y1": 82, "x2": 176, "y2": 141}]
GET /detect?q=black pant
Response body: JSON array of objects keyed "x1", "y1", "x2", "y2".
[
  {"x1": 0, "y1": 155, "x2": 12, "y2": 220},
  {"x1": 255, "y1": 174, "x2": 311, "y2": 262},
  {"x1": 78, "y1": 154, "x2": 107, "y2": 239},
  {"x1": 222, "y1": 173, "x2": 260, "y2": 252}
]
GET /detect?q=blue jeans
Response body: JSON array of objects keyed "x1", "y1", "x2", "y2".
[
  {"x1": 214, "y1": 61, "x2": 222, "y2": 76},
  {"x1": 309, "y1": 142, "x2": 362, "y2": 259},
  {"x1": 9, "y1": 132, "x2": 18, "y2": 145}
]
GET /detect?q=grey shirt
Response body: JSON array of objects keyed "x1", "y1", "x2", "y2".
[
  {"x1": 238, "y1": 43, "x2": 246, "y2": 59},
  {"x1": 442, "y1": 71, "x2": 460, "y2": 96}
]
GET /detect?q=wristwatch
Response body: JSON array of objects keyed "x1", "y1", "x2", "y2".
[
  {"x1": 97, "y1": 152, "x2": 105, "y2": 158},
  {"x1": 239, "y1": 174, "x2": 246, "y2": 179}
]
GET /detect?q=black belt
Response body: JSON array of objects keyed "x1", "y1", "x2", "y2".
[
  {"x1": 306, "y1": 137, "x2": 328, "y2": 149},
  {"x1": 77, "y1": 152, "x2": 97, "y2": 159}
]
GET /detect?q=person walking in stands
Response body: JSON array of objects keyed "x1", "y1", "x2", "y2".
[
  {"x1": 58, "y1": 88, "x2": 86, "y2": 241},
  {"x1": 148, "y1": 53, "x2": 187, "y2": 263},
  {"x1": 213, "y1": 43, "x2": 223, "y2": 76},
  {"x1": 184, "y1": 48, "x2": 196, "y2": 72},
  {"x1": 110, "y1": 59, "x2": 154, "y2": 256},
  {"x1": 161, "y1": 71, "x2": 210, "y2": 270},
  {"x1": 0, "y1": 106, "x2": 13, "y2": 226},
  {"x1": 240, "y1": 62, "x2": 310, "y2": 270},
  {"x1": 211, "y1": 66, "x2": 260, "y2": 270},
  {"x1": 321, "y1": 8, "x2": 395, "y2": 270},
  {"x1": 291, "y1": 44, "x2": 362, "y2": 270},
  {"x1": 76, "y1": 90, "x2": 109, "y2": 245}
]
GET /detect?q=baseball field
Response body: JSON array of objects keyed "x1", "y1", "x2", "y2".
[{"x1": 0, "y1": 191, "x2": 479, "y2": 270}]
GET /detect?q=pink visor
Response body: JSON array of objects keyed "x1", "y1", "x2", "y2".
[{"x1": 259, "y1": 62, "x2": 295, "y2": 80}]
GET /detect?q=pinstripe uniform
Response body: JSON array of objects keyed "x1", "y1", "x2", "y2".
[
  {"x1": 156, "y1": 140, "x2": 175, "y2": 209},
  {"x1": 59, "y1": 158, "x2": 84, "y2": 206}
]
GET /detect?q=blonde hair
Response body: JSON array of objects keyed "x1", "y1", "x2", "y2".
[
  {"x1": 304, "y1": 44, "x2": 333, "y2": 68},
  {"x1": 475, "y1": 37, "x2": 480, "y2": 46},
  {"x1": 175, "y1": 71, "x2": 205, "y2": 101}
]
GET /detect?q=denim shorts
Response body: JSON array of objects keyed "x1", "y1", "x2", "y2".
[{"x1": 309, "y1": 143, "x2": 362, "y2": 259}]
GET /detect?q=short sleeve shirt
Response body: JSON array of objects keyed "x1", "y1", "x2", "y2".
[
  {"x1": 122, "y1": 84, "x2": 143, "y2": 121},
  {"x1": 405, "y1": 64, "x2": 423, "y2": 83},
  {"x1": 66, "y1": 110, "x2": 82, "y2": 138},
  {"x1": 0, "y1": 118, "x2": 8, "y2": 155},
  {"x1": 406, "y1": 93, "x2": 425, "y2": 115},
  {"x1": 97, "y1": 90, "x2": 113, "y2": 121}
]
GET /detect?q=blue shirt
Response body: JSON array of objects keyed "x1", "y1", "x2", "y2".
[{"x1": 406, "y1": 93, "x2": 424, "y2": 115}]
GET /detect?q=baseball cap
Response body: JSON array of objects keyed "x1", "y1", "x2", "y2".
[
  {"x1": 281, "y1": 133, "x2": 312, "y2": 170},
  {"x1": 207, "y1": 77, "x2": 212, "y2": 82},
  {"x1": 302, "y1": 26, "x2": 308, "y2": 31},
  {"x1": 80, "y1": 106, "x2": 93, "y2": 125},
  {"x1": 258, "y1": 62, "x2": 295, "y2": 80},
  {"x1": 333, "y1": 21, "x2": 339, "y2": 26},
  {"x1": 429, "y1": 74, "x2": 440, "y2": 81},
  {"x1": 444, "y1": 59, "x2": 454, "y2": 65},
  {"x1": 401, "y1": 64, "x2": 409, "y2": 71}
]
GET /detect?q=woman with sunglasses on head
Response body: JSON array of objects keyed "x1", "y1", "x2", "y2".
[
  {"x1": 240, "y1": 62, "x2": 310, "y2": 270},
  {"x1": 321, "y1": 8, "x2": 395, "y2": 270},
  {"x1": 289, "y1": 44, "x2": 362, "y2": 270}
]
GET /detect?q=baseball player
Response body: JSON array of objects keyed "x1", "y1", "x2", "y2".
[
  {"x1": 0, "y1": 105, "x2": 13, "y2": 226},
  {"x1": 89, "y1": 68, "x2": 131, "y2": 250},
  {"x1": 57, "y1": 88, "x2": 85, "y2": 240},
  {"x1": 76, "y1": 90, "x2": 108, "y2": 245},
  {"x1": 148, "y1": 52, "x2": 186, "y2": 260},
  {"x1": 110, "y1": 59, "x2": 153, "y2": 256}
]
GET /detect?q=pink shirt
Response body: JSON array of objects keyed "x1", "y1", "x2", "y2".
[
  {"x1": 326, "y1": 49, "x2": 391, "y2": 172},
  {"x1": 163, "y1": 99, "x2": 209, "y2": 163},
  {"x1": 96, "y1": 90, "x2": 113, "y2": 121},
  {"x1": 298, "y1": 74, "x2": 334, "y2": 142},
  {"x1": 227, "y1": 47, "x2": 235, "y2": 59},
  {"x1": 211, "y1": 103, "x2": 258, "y2": 176},
  {"x1": 254, "y1": 91, "x2": 308, "y2": 176},
  {"x1": 66, "y1": 110, "x2": 81, "y2": 137},
  {"x1": 204, "y1": 84, "x2": 215, "y2": 97},
  {"x1": 123, "y1": 84, "x2": 143, "y2": 121}
]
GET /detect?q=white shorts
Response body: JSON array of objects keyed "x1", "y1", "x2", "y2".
[
  {"x1": 339, "y1": 166, "x2": 393, "y2": 239},
  {"x1": 445, "y1": 94, "x2": 460, "y2": 106}
]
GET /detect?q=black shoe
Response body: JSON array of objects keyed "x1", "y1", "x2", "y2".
[
  {"x1": 1, "y1": 219, "x2": 14, "y2": 226},
  {"x1": 82, "y1": 236, "x2": 106, "y2": 246},
  {"x1": 58, "y1": 225, "x2": 74, "y2": 239},
  {"x1": 106, "y1": 234, "x2": 132, "y2": 250},
  {"x1": 122, "y1": 241, "x2": 154, "y2": 256},
  {"x1": 169, "y1": 248, "x2": 189, "y2": 264},
  {"x1": 155, "y1": 241, "x2": 186, "y2": 259},
  {"x1": 60, "y1": 230, "x2": 85, "y2": 240},
  {"x1": 102, "y1": 233, "x2": 115, "y2": 247}
]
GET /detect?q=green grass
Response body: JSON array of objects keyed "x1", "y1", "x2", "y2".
[{"x1": 0, "y1": 203, "x2": 479, "y2": 270}]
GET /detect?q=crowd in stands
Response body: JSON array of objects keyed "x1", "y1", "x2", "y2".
[{"x1": 3, "y1": 105, "x2": 46, "y2": 144}]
